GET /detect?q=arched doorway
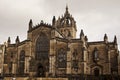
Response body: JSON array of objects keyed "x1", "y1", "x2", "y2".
[
  {"x1": 94, "y1": 68, "x2": 100, "y2": 76},
  {"x1": 37, "y1": 64, "x2": 45, "y2": 77}
]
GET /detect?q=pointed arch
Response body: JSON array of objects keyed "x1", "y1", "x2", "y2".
[
  {"x1": 19, "y1": 50, "x2": 25, "y2": 74},
  {"x1": 57, "y1": 48, "x2": 67, "y2": 68},
  {"x1": 35, "y1": 33, "x2": 50, "y2": 77},
  {"x1": 93, "y1": 47, "x2": 99, "y2": 61},
  {"x1": 35, "y1": 33, "x2": 50, "y2": 60}
]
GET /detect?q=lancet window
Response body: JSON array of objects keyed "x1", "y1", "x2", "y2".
[{"x1": 57, "y1": 48, "x2": 67, "y2": 68}]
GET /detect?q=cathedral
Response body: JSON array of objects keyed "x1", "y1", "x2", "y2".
[{"x1": 0, "y1": 6, "x2": 119, "y2": 80}]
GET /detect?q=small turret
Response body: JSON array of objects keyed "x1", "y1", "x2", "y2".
[
  {"x1": 29, "y1": 19, "x2": 33, "y2": 31},
  {"x1": 80, "y1": 29, "x2": 84, "y2": 40},
  {"x1": 52, "y1": 16, "x2": 56, "y2": 26},
  {"x1": 114, "y1": 35, "x2": 117, "y2": 45},
  {"x1": 15, "y1": 36, "x2": 20, "y2": 44},
  {"x1": 85, "y1": 36, "x2": 88, "y2": 42},
  {"x1": 104, "y1": 34, "x2": 108, "y2": 43},
  {"x1": 7, "y1": 37, "x2": 11, "y2": 45},
  {"x1": 40, "y1": 20, "x2": 44, "y2": 25}
]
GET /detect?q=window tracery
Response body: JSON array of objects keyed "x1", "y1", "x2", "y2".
[
  {"x1": 57, "y1": 48, "x2": 67, "y2": 68},
  {"x1": 72, "y1": 49, "x2": 78, "y2": 71},
  {"x1": 93, "y1": 47, "x2": 99, "y2": 61},
  {"x1": 19, "y1": 50, "x2": 25, "y2": 74},
  {"x1": 9, "y1": 62, "x2": 12, "y2": 73},
  {"x1": 36, "y1": 33, "x2": 49, "y2": 60}
]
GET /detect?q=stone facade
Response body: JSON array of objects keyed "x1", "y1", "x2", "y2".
[
  {"x1": 0, "y1": 45, "x2": 4, "y2": 75},
  {"x1": 1, "y1": 6, "x2": 119, "y2": 79}
]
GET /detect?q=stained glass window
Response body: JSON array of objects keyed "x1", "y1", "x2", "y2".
[
  {"x1": 9, "y1": 62, "x2": 12, "y2": 73},
  {"x1": 93, "y1": 47, "x2": 98, "y2": 61},
  {"x1": 19, "y1": 50, "x2": 25, "y2": 74},
  {"x1": 35, "y1": 33, "x2": 49, "y2": 60},
  {"x1": 72, "y1": 49, "x2": 78, "y2": 71},
  {"x1": 57, "y1": 48, "x2": 67, "y2": 68}
]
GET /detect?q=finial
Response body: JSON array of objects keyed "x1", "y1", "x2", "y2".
[
  {"x1": 85, "y1": 36, "x2": 88, "y2": 42},
  {"x1": 104, "y1": 34, "x2": 107, "y2": 39},
  {"x1": 80, "y1": 29, "x2": 85, "y2": 40},
  {"x1": 114, "y1": 35, "x2": 117, "y2": 44},
  {"x1": 29, "y1": 19, "x2": 32, "y2": 23},
  {"x1": 29, "y1": 19, "x2": 33, "y2": 31},
  {"x1": 65, "y1": 4, "x2": 69, "y2": 14},
  {"x1": 7, "y1": 37, "x2": 11, "y2": 44},
  {"x1": 66, "y1": 4, "x2": 68, "y2": 11},
  {"x1": 16, "y1": 36, "x2": 20, "y2": 43},
  {"x1": 52, "y1": 16, "x2": 56, "y2": 25},
  {"x1": 80, "y1": 29, "x2": 84, "y2": 37},
  {"x1": 40, "y1": 20, "x2": 44, "y2": 24},
  {"x1": 104, "y1": 33, "x2": 108, "y2": 43}
]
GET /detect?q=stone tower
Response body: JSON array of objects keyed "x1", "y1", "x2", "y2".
[{"x1": 55, "y1": 6, "x2": 77, "y2": 39}]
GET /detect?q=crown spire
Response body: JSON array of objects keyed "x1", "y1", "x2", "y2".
[
  {"x1": 65, "y1": 5, "x2": 69, "y2": 15},
  {"x1": 66, "y1": 5, "x2": 68, "y2": 12}
]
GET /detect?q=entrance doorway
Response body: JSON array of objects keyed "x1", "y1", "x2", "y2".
[
  {"x1": 94, "y1": 68, "x2": 100, "y2": 76},
  {"x1": 37, "y1": 64, "x2": 45, "y2": 77}
]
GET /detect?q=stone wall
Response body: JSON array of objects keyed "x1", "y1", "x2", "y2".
[{"x1": 4, "y1": 77, "x2": 68, "y2": 80}]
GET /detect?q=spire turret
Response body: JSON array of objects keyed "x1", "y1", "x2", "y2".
[
  {"x1": 66, "y1": 5, "x2": 69, "y2": 14},
  {"x1": 7, "y1": 37, "x2": 11, "y2": 43},
  {"x1": 64, "y1": 5, "x2": 70, "y2": 17},
  {"x1": 114, "y1": 35, "x2": 117, "y2": 44},
  {"x1": 80, "y1": 29, "x2": 85, "y2": 40},
  {"x1": 85, "y1": 36, "x2": 88, "y2": 42},
  {"x1": 80, "y1": 29, "x2": 84, "y2": 37},
  {"x1": 40, "y1": 20, "x2": 44, "y2": 24},
  {"x1": 16, "y1": 36, "x2": 20, "y2": 44},
  {"x1": 29, "y1": 19, "x2": 33, "y2": 31},
  {"x1": 52, "y1": 16, "x2": 56, "y2": 26},
  {"x1": 7, "y1": 37, "x2": 11, "y2": 44},
  {"x1": 104, "y1": 34, "x2": 108, "y2": 43}
]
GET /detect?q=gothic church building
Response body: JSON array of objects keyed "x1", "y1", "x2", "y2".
[{"x1": 1, "y1": 6, "x2": 119, "y2": 79}]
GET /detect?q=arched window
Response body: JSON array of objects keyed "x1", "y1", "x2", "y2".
[
  {"x1": 93, "y1": 47, "x2": 98, "y2": 61},
  {"x1": 35, "y1": 33, "x2": 49, "y2": 77},
  {"x1": 73, "y1": 49, "x2": 77, "y2": 58},
  {"x1": 57, "y1": 48, "x2": 67, "y2": 68},
  {"x1": 35, "y1": 33, "x2": 49, "y2": 60},
  {"x1": 72, "y1": 49, "x2": 78, "y2": 71},
  {"x1": 19, "y1": 50, "x2": 25, "y2": 74},
  {"x1": 94, "y1": 51, "x2": 98, "y2": 59},
  {"x1": 9, "y1": 62, "x2": 12, "y2": 73}
]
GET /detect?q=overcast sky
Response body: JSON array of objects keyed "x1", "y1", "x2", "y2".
[{"x1": 0, "y1": 0, "x2": 120, "y2": 48}]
